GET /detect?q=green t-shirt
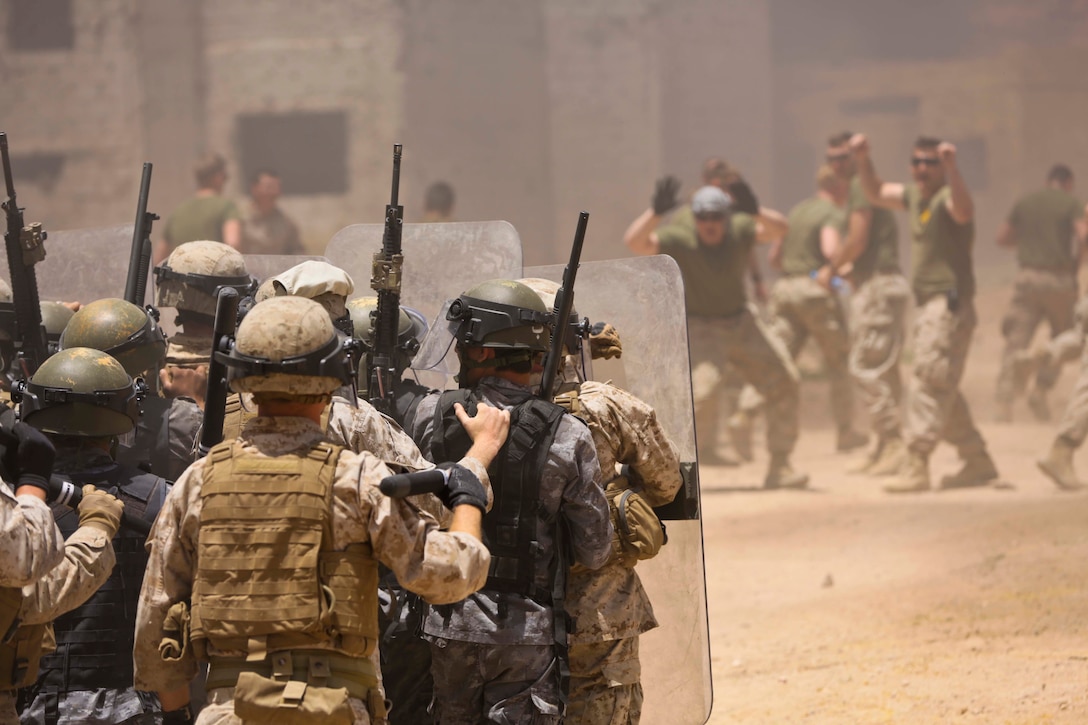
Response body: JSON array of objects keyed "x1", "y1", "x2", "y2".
[
  {"x1": 1008, "y1": 187, "x2": 1082, "y2": 270},
  {"x1": 846, "y1": 176, "x2": 900, "y2": 282},
  {"x1": 656, "y1": 213, "x2": 757, "y2": 317},
  {"x1": 780, "y1": 196, "x2": 843, "y2": 276},
  {"x1": 163, "y1": 196, "x2": 242, "y2": 250},
  {"x1": 903, "y1": 184, "x2": 975, "y2": 302}
]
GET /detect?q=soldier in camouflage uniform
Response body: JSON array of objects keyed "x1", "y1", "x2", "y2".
[
  {"x1": 1037, "y1": 294, "x2": 1088, "y2": 490},
  {"x1": 154, "y1": 241, "x2": 256, "y2": 407},
  {"x1": 853, "y1": 134, "x2": 999, "y2": 493},
  {"x1": 395, "y1": 279, "x2": 613, "y2": 724},
  {"x1": 823, "y1": 131, "x2": 911, "y2": 476},
  {"x1": 134, "y1": 296, "x2": 507, "y2": 725},
  {"x1": 994, "y1": 164, "x2": 1087, "y2": 422},
  {"x1": 60, "y1": 298, "x2": 201, "y2": 481},
  {"x1": 625, "y1": 184, "x2": 808, "y2": 488},
  {"x1": 521, "y1": 278, "x2": 682, "y2": 725},
  {"x1": 17, "y1": 348, "x2": 171, "y2": 724}
]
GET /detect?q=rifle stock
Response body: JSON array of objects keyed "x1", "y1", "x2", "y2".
[
  {"x1": 368, "y1": 144, "x2": 405, "y2": 414},
  {"x1": 539, "y1": 211, "x2": 589, "y2": 401},
  {"x1": 124, "y1": 163, "x2": 159, "y2": 306},
  {"x1": 197, "y1": 287, "x2": 240, "y2": 456},
  {"x1": 0, "y1": 132, "x2": 48, "y2": 376}
]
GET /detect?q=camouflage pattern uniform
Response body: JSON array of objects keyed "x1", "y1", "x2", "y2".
[
  {"x1": 849, "y1": 273, "x2": 911, "y2": 441},
  {"x1": 1051, "y1": 298, "x2": 1088, "y2": 447},
  {"x1": 133, "y1": 416, "x2": 493, "y2": 725},
  {"x1": 0, "y1": 486, "x2": 65, "y2": 588},
  {"x1": 404, "y1": 376, "x2": 612, "y2": 725},
  {"x1": 563, "y1": 381, "x2": 682, "y2": 725}
]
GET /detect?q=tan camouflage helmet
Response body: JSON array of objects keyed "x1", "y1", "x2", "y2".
[
  {"x1": 59, "y1": 298, "x2": 167, "y2": 381},
  {"x1": 227, "y1": 296, "x2": 353, "y2": 397},
  {"x1": 154, "y1": 241, "x2": 254, "y2": 318}
]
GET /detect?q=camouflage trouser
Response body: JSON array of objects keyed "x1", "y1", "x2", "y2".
[
  {"x1": 996, "y1": 267, "x2": 1076, "y2": 400},
  {"x1": 1039, "y1": 294, "x2": 1088, "y2": 384},
  {"x1": 378, "y1": 586, "x2": 433, "y2": 725},
  {"x1": 766, "y1": 276, "x2": 855, "y2": 429},
  {"x1": 196, "y1": 687, "x2": 375, "y2": 725},
  {"x1": 1056, "y1": 329, "x2": 1088, "y2": 447},
  {"x1": 688, "y1": 310, "x2": 800, "y2": 456},
  {"x1": 427, "y1": 639, "x2": 561, "y2": 724},
  {"x1": 849, "y1": 273, "x2": 911, "y2": 439},
  {"x1": 19, "y1": 686, "x2": 160, "y2": 724},
  {"x1": 567, "y1": 637, "x2": 642, "y2": 725},
  {"x1": 905, "y1": 295, "x2": 987, "y2": 458}
]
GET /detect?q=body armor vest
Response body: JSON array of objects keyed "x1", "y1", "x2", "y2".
[
  {"x1": 190, "y1": 440, "x2": 378, "y2": 661},
  {"x1": 33, "y1": 463, "x2": 168, "y2": 694},
  {"x1": 430, "y1": 389, "x2": 566, "y2": 602}
]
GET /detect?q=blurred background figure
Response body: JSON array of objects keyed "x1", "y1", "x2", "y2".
[
  {"x1": 422, "y1": 180, "x2": 456, "y2": 222},
  {"x1": 240, "y1": 169, "x2": 304, "y2": 255}
]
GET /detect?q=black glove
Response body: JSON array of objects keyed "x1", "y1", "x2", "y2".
[
  {"x1": 436, "y1": 465, "x2": 488, "y2": 513},
  {"x1": 9, "y1": 423, "x2": 55, "y2": 497},
  {"x1": 652, "y1": 175, "x2": 682, "y2": 216},
  {"x1": 726, "y1": 178, "x2": 760, "y2": 215}
]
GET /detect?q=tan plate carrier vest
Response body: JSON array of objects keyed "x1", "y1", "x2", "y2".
[
  {"x1": 0, "y1": 585, "x2": 50, "y2": 691},
  {"x1": 192, "y1": 440, "x2": 379, "y2": 698}
]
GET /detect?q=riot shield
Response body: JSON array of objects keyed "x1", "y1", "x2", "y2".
[
  {"x1": 37, "y1": 224, "x2": 133, "y2": 304},
  {"x1": 325, "y1": 221, "x2": 522, "y2": 326},
  {"x1": 526, "y1": 255, "x2": 712, "y2": 725},
  {"x1": 242, "y1": 254, "x2": 330, "y2": 283}
]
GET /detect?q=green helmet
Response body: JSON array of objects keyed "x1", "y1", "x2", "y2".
[
  {"x1": 40, "y1": 302, "x2": 75, "y2": 351},
  {"x1": 226, "y1": 296, "x2": 358, "y2": 397},
  {"x1": 153, "y1": 241, "x2": 255, "y2": 320},
  {"x1": 447, "y1": 279, "x2": 551, "y2": 352},
  {"x1": 59, "y1": 298, "x2": 167, "y2": 384},
  {"x1": 17, "y1": 347, "x2": 141, "y2": 437},
  {"x1": 345, "y1": 296, "x2": 427, "y2": 389}
]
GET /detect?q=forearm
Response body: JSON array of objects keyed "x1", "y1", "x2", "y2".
[
  {"x1": 0, "y1": 493, "x2": 66, "y2": 586},
  {"x1": 222, "y1": 219, "x2": 242, "y2": 250},
  {"x1": 755, "y1": 206, "x2": 789, "y2": 241},
  {"x1": 944, "y1": 164, "x2": 974, "y2": 223},
  {"x1": 623, "y1": 209, "x2": 660, "y2": 256},
  {"x1": 856, "y1": 156, "x2": 883, "y2": 205},
  {"x1": 830, "y1": 212, "x2": 870, "y2": 271},
  {"x1": 19, "y1": 527, "x2": 115, "y2": 625}
]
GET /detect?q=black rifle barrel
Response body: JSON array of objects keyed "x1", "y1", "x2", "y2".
[
  {"x1": 197, "y1": 287, "x2": 240, "y2": 457},
  {"x1": 124, "y1": 163, "x2": 158, "y2": 306},
  {"x1": 48, "y1": 477, "x2": 152, "y2": 537},
  {"x1": 0, "y1": 132, "x2": 48, "y2": 375},
  {"x1": 539, "y1": 211, "x2": 589, "y2": 401},
  {"x1": 368, "y1": 144, "x2": 405, "y2": 414}
]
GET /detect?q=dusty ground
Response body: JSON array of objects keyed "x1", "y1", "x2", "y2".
[{"x1": 698, "y1": 282, "x2": 1088, "y2": 724}]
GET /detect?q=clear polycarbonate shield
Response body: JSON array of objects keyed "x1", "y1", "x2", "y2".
[
  {"x1": 241, "y1": 254, "x2": 330, "y2": 284},
  {"x1": 325, "y1": 221, "x2": 523, "y2": 328},
  {"x1": 36, "y1": 224, "x2": 133, "y2": 304},
  {"x1": 526, "y1": 255, "x2": 711, "y2": 725}
]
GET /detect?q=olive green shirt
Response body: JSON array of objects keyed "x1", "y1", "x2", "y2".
[
  {"x1": 1008, "y1": 187, "x2": 1082, "y2": 270},
  {"x1": 847, "y1": 176, "x2": 900, "y2": 283},
  {"x1": 780, "y1": 196, "x2": 843, "y2": 276},
  {"x1": 656, "y1": 213, "x2": 756, "y2": 317},
  {"x1": 903, "y1": 184, "x2": 975, "y2": 303},
  {"x1": 162, "y1": 196, "x2": 241, "y2": 252}
]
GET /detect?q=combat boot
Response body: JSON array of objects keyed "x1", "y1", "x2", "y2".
[
  {"x1": 1027, "y1": 386, "x2": 1051, "y2": 422},
  {"x1": 883, "y1": 449, "x2": 930, "y2": 494},
  {"x1": 1037, "y1": 438, "x2": 1085, "y2": 491},
  {"x1": 867, "y1": 436, "x2": 906, "y2": 477},
  {"x1": 764, "y1": 454, "x2": 809, "y2": 490},
  {"x1": 836, "y1": 427, "x2": 870, "y2": 453},
  {"x1": 727, "y1": 411, "x2": 754, "y2": 463},
  {"x1": 846, "y1": 442, "x2": 880, "y2": 475},
  {"x1": 939, "y1": 451, "x2": 999, "y2": 490}
]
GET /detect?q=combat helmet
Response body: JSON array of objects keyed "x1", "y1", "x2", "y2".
[
  {"x1": 345, "y1": 296, "x2": 427, "y2": 389},
  {"x1": 40, "y1": 302, "x2": 75, "y2": 354},
  {"x1": 269, "y1": 260, "x2": 355, "y2": 336},
  {"x1": 17, "y1": 347, "x2": 142, "y2": 437},
  {"x1": 447, "y1": 279, "x2": 551, "y2": 352},
  {"x1": 517, "y1": 277, "x2": 589, "y2": 358},
  {"x1": 60, "y1": 298, "x2": 167, "y2": 385},
  {"x1": 154, "y1": 241, "x2": 256, "y2": 321},
  {"x1": 224, "y1": 296, "x2": 359, "y2": 399}
]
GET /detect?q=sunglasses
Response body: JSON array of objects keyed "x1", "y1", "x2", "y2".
[
  {"x1": 694, "y1": 212, "x2": 726, "y2": 222},
  {"x1": 910, "y1": 156, "x2": 940, "y2": 167},
  {"x1": 825, "y1": 152, "x2": 851, "y2": 162}
]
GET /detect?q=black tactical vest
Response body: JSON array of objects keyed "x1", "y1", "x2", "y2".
[
  {"x1": 430, "y1": 389, "x2": 566, "y2": 603},
  {"x1": 34, "y1": 462, "x2": 168, "y2": 694}
]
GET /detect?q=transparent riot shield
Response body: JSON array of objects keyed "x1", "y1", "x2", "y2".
[
  {"x1": 526, "y1": 255, "x2": 712, "y2": 724},
  {"x1": 36, "y1": 224, "x2": 133, "y2": 304},
  {"x1": 325, "y1": 221, "x2": 523, "y2": 326},
  {"x1": 242, "y1": 254, "x2": 330, "y2": 283}
]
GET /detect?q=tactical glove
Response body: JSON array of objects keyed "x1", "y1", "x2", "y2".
[
  {"x1": 437, "y1": 466, "x2": 488, "y2": 513},
  {"x1": 652, "y1": 175, "x2": 682, "y2": 216},
  {"x1": 726, "y1": 178, "x2": 760, "y2": 216},
  {"x1": 589, "y1": 321, "x2": 623, "y2": 360},
  {"x1": 77, "y1": 485, "x2": 124, "y2": 537},
  {"x1": 9, "y1": 422, "x2": 56, "y2": 497}
]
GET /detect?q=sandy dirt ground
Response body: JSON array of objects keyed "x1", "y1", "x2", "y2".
[{"x1": 698, "y1": 282, "x2": 1088, "y2": 724}]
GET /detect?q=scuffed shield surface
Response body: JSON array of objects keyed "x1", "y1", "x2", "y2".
[
  {"x1": 526, "y1": 255, "x2": 712, "y2": 725},
  {"x1": 36, "y1": 224, "x2": 133, "y2": 304},
  {"x1": 242, "y1": 254, "x2": 330, "y2": 283}
]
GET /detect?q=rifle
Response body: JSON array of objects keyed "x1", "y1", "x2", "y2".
[
  {"x1": 368, "y1": 144, "x2": 404, "y2": 414},
  {"x1": 47, "y1": 476, "x2": 152, "y2": 537},
  {"x1": 539, "y1": 211, "x2": 589, "y2": 401},
  {"x1": 123, "y1": 163, "x2": 159, "y2": 307},
  {"x1": 0, "y1": 133, "x2": 48, "y2": 377},
  {"x1": 197, "y1": 287, "x2": 240, "y2": 457}
]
